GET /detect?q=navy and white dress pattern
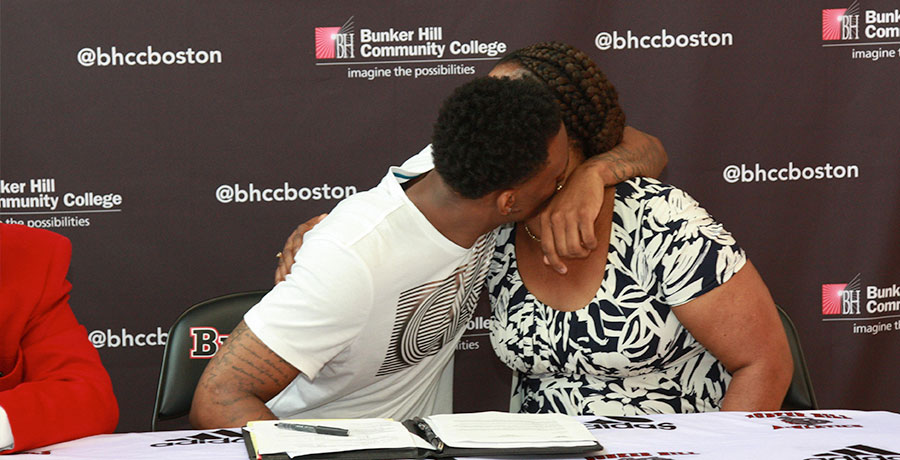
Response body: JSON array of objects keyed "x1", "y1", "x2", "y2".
[{"x1": 488, "y1": 177, "x2": 747, "y2": 415}]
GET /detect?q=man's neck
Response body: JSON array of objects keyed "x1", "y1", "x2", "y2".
[{"x1": 404, "y1": 172, "x2": 499, "y2": 249}]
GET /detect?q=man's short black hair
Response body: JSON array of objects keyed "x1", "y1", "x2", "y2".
[{"x1": 431, "y1": 76, "x2": 562, "y2": 199}]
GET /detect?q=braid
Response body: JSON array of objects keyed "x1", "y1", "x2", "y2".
[{"x1": 498, "y1": 42, "x2": 625, "y2": 158}]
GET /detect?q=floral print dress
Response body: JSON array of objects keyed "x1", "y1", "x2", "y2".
[{"x1": 488, "y1": 178, "x2": 747, "y2": 415}]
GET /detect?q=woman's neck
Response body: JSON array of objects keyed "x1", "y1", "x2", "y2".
[
  {"x1": 514, "y1": 186, "x2": 617, "y2": 312},
  {"x1": 520, "y1": 186, "x2": 616, "y2": 245}
]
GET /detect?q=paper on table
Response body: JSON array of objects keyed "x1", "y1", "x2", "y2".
[
  {"x1": 246, "y1": 419, "x2": 433, "y2": 457},
  {"x1": 423, "y1": 412, "x2": 598, "y2": 449}
]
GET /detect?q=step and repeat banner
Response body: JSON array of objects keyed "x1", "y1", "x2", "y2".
[{"x1": 2, "y1": 1, "x2": 898, "y2": 431}]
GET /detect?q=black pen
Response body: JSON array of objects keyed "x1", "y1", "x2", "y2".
[{"x1": 275, "y1": 422, "x2": 350, "y2": 437}]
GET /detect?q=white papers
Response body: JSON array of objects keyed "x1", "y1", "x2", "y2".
[
  {"x1": 423, "y1": 412, "x2": 599, "y2": 449},
  {"x1": 246, "y1": 419, "x2": 433, "y2": 457},
  {"x1": 246, "y1": 412, "x2": 602, "y2": 458}
]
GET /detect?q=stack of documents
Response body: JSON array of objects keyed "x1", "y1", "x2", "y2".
[{"x1": 243, "y1": 411, "x2": 604, "y2": 459}]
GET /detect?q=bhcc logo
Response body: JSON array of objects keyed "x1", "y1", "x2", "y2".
[
  {"x1": 189, "y1": 327, "x2": 230, "y2": 359},
  {"x1": 823, "y1": 2, "x2": 861, "y2": 41},
  {"x1": 316, "y1": 17, "x2": 355, "y2": 59},
  {"x1": 822, "y1": 274, "x2": 862, "y2": 316}
]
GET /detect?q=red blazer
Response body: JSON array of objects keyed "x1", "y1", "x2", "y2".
[{"x1": 0, "y1": 224, "x2": 118, "y2": 453}]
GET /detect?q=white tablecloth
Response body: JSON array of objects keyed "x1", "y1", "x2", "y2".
[{"x1": 19, "y1": 410, "x2": 900, "y2": 459}]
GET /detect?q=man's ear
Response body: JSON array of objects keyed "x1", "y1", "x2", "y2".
[{"x1": 496, "y1": 190, "x2": 519, "y2": 216}]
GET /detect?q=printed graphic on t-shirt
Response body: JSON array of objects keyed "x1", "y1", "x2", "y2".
[{"x1": 376, "y1": 233, "x2": 493, "y2": 376}]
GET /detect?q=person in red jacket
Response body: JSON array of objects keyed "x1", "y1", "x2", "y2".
[{"x1": 0, "y1": 223, "x2": 118, "y2": 453}]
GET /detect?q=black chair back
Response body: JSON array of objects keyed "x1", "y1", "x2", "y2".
[
  {"x1": 776, "y1": 305, "x2": 818, "y2": 410},
  {"x1": 151, "y1": 290, "x2": 268, "y2": 431}
]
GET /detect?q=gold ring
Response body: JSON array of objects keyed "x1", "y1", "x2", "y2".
[{"x1": 276, "y1": 252, "x2": 283, "y2": 259}]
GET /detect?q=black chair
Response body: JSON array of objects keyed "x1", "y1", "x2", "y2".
[
  {"x1": 776, "y1": 305, "x2": 818, "y2": 410},
  {"x1": 151, "y1": 290, "x2": 268, "y2": 431}
]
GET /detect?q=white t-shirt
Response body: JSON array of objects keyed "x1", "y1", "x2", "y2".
[{"x1": 244, "y1": 146, "x2": 494, "y2": 420}]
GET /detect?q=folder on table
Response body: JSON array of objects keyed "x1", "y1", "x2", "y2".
[{"x1": 242, "y1": 411, "x2": 604, "y2": 459}]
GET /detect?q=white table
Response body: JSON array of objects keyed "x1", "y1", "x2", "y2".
[{"x1": 21, "y1": 410, "x2": 900, "y2": 459}]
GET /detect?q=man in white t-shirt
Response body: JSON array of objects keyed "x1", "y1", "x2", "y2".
[{"x1": 190, "y1": 76, "x2": 572, "y2": 428}]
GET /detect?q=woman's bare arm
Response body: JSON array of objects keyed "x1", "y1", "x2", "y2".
[{"x1": 672, "y1": 260, "x2": 793, "y2": 411}]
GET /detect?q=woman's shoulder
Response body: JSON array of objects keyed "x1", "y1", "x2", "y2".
[
  {"x1": 616, "y1": 177, "x2": 700, "y2": 211},
  {"x1": 616, "y1": 177, "x2": 681, "y2": 199},
  {"x1": 615, "y1": 178, "x2": 719, "y2": 234},
  {"x1": 615, "y1": 178, "x2": 742, "y2": 253}
]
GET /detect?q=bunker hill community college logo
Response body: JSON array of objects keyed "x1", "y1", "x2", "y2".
[
  {"x1": 189, "y1": 327, "x2": 229, "y2": 359},
  {"x1": 821, "y1": 274, "x2": 900, "y2": 336},
  {"x1": 821, "y1": 1, "x2": 900, "y2": 47},
  {"x1": 315, "y1": 17, "x2": 355, "y2": 59},
  {"x1": 822, "y1": 1, "x2": 861, "y2": 40},
  {"x1": 822, "y1": 276, "x2": 900, "y2": 317},
  {"x1": 310, "y1": 16, "x2": 507, "y2": 81},
  {"x1": 312, "y1": 17, "x2": 505, "y2": 62},
  {"x1": 822, "y1": 274, "x2": 862, "y2": 315}
]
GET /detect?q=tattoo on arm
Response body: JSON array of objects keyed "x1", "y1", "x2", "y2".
[
  {"x1": 593, "y1": 130, "x2": 667, "y2": 183},
  {"x1": 198, "y1": 321, "x2": 297, "y2": 410}
]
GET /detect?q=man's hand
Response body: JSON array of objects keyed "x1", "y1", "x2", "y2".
[
  {"x1": 539, "y1": 126, "x2": 666, "y2": 274},
  {"x1": 274, "y1": 214, "x2": 327, "y2": 284},
  {"x1": 537, "y1": 165, "x2": 607, "y2": 272}
]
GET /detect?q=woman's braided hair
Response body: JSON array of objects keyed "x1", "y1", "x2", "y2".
[{"x1": 498, "y1": 41, "x2": 626, "y2": 158}]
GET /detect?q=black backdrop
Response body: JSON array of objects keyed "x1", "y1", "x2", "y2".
[{"x1": 2, "y1": 0, "x2": 899, "y2": 431}]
